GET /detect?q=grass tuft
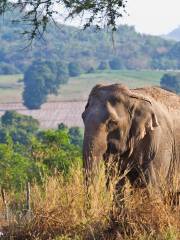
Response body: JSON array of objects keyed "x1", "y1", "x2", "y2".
[{"x1": 2, "y1": 164, "x2": 180, "y2": 240}]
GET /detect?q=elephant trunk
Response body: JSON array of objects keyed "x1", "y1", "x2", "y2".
[{"x1": 83, "y1": 127, "x2": 107, "y2": 184}]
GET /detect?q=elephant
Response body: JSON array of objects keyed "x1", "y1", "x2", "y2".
[{"x1": 82, "y1": 84, "x2": 180, "y2": 193}]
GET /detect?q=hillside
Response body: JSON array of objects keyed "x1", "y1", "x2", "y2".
[
  {"x1": 0, "y1": 11, "x2": 180, "y2": 74},
  {"x1": 165, "y1": 26, "x2": 180, "y2": 41}
]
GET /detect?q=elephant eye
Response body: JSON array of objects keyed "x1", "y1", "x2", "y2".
[{"x1": 107, "y1": 119, "x2": 118, "y2": 131}]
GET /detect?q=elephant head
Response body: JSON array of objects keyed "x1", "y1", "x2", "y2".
[{"x1": 82, "y1": 84, "x2": 159, "y2": 182}]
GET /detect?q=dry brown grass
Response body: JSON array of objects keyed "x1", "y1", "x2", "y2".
[{"x1": 2, "y1": 164, "x2": 180, "y2": 240}]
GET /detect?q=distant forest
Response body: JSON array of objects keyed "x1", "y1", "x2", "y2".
[{"x1": 0, "y1": 11, "x2": 180, "y2": 74}]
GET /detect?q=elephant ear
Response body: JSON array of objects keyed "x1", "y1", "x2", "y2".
[{"x1": 130, "y1": 102, "x2": 159, "y2": 142}]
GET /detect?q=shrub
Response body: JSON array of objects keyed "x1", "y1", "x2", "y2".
[
  {"x1": 98, "y1": 61, "x2": 108, "y2": 70},
  {"x1": 160, "y1": 73, "x2": 180, "y2": 94},
  {"x1": 109, "y1": 57, "x2": 123, "y2": 70},
  {"x1": 68, "y1": 62, "x2": 81, "y2": 77}
]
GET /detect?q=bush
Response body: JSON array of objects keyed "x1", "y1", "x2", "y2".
[
  {"x1": 98, "y1": 61, "x2": 109, "y2": 70},
  {"x1": 109, "y1": 57, "x2": 123, "y2": 70},
  {"x1": 86, "y1": 67, "x2": 95, "y2": 73},
  {"x1": 160, "y1": 73, "x2": 180, "y2": 94},
  {"x1": 68, "y1": 62, "x2": 81, "y2": 77},
  {"x1": 0, "y1": 110, "x2": 39, "y2": 145},
  {"x1": 0, "y1": 112, "x2": 82, "y2": 191}
]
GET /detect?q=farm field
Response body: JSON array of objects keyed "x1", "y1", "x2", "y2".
[
  {"x1": 42, "y1": 69, "x2": 167, "y2": 101},
  {"x1": 0, "y1": 70, "x2": 166, "y2": 102},
  {"x1": 0, "y1": 70, "x2": 166, "y2": 128}
]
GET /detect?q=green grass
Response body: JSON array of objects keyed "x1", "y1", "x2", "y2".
[
  {"x1": 54, "y1": 69, "x2": 166, "y2": 101},
  {"x1": 0, "y1": 74, "x2": 23, "y2": 103},
  {"x1": 0, "y1": 70, "x2": 166, "y2": 103}
]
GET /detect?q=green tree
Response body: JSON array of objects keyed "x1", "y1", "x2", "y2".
[
  {"x1": 35, "y1": 129, "x2": 82, "y2": 175},
  {"x1": 23, "y1": 60, "x2": 69, "y2": 109},
  {"x1": 0, "y1": 62, "x2": 20, "y2": 74},
  {"x1": 0, "y1": 144, "x2": 30, "y2": 190},
  {"x1": 69, "y1": 127, "x2": 83, "y2": 147},
  {"x1": 160, "y1": 73, "x2": 180, "y2": 94},
  {"x1": 0, "y1": 111, "x2": 39, "y2": 145},
  {"x1": 68, "y1": 62, "x2": 81, "y2": 77},
  {"x1": 98, "y1": 61, "x2": 109, "y2": 70},
  {"x1": 109, "y1": 57, "x2": 124, "y2": 70},
  {"x1": 0, "y1": 0, "x2": 127, "y2": 39}
]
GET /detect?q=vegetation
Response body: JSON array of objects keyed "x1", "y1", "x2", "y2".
[
  {"x1": 0, "y1": 111, "x2": 82, "y2": 191},
  {"x1": 0, "y1": 112, "x2": 179, "y2": 239},
  {"x1": 0, "y1": 16, "x2": 179, "y2": 75},
  {"x1": 0, "y1": 110, "x2": 39, "y2": 145},
  {"x1": 109, "y1": 57, "x2": 124, "y2": 70},
  {"x1": 68, "y1": 62, "x2": 81, "y2": 77},
  {"x1": 160, "y1": 73, "x2": 180, "y2": 94},
  {"x1": 98, "y1": 61, "x2": 109, "y2": 70},
  {"x1": 0, "y1": 0, "x2": 127, "y2": 39},
  {"x1": 0, "y1": 70, "x2": 166, "y2": 103},
  {"x1": 2, "y1": 165, "x2": 180, "y2": 239},
  {"x1": 23, "y1": 60, "x2": 69, "y2": 109}
]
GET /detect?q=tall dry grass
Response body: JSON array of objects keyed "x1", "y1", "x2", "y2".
[{"x1": 2, "y1": 164, "x2": 180, "y2": 240}]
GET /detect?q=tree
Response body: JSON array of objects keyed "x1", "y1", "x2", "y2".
[
  {"x1": 23, "y1": 60, "x2": 69, "y2": 109},
  {"x1": 87, "y1": 67, "x2": 95, "y2": 73},
  {"x1": 68, "y1": 62, "x2": 81, "y2": 77},
  {"x1": 0, "y1": 111, "x2": 39, "y2": 145},
  {"x1": 109, "y1": 57, "x2": 123, "y2": 70},
  {"x1": 0, "y1": 113, "x2": 82, "y2": 191},
  {"x1": 35, "y1": 129, "x2": 82, "y2": 175},
  {"x1": 1, "y1": 111, "x2": 39, "y2": 131},
  {"x1": 98, "y1": 61, "x2": 109, "y2": 70},
  {"x1": 160, "y1": 73, "x2": 180, "y2": 94},
  {"x1": 69, "y1": 127, "x2": 83, "y2": 147},
  {"x1": 0, "y1": 62, "x2": 20, "y2": 74},
  {"x1": 0, "y1": 144, "x2": 30, "y2": 190},
  {"x1": 0, "y1": 0, "x2": 127, "y2": 39}
]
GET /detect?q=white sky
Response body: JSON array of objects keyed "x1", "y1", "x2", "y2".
[
  {"x1": 122, "y1": 0, "x2": 180, "y2": 35},
  {"x1": 63, "y1": 0, "x2": 180, "y2": 35}
]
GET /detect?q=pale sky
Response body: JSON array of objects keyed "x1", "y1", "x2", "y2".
[
  {"x1": 122, "y1": 0, "x2": 180, "y2": 35},
  {"x1": 63, "y1": 0, "x2": 180, "y2": 36}
]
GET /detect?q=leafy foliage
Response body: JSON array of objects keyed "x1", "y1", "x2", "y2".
[
  {"x1": 0, "y1": 0, "x2": 127, "y2": 39},
  {"x1": 0, "y1": 144, "x2": 30, "y2": 190},
  {"x1": 0, "y1": 111, "x2": 83, "y2": 191},
  {"x1": 160, "y1": 73, "x2": 180, "y2": 94},
  {"x1": 58, "y1": 123, "x2": 83, "y2": 147},
  {"x1": 0, "y1": 18, "x2": 179, "y2": 73},
  {"x1": 98, "y1": 61, "x2": 109, "y2": 70},
  {"x1": 23, "y1": 60, "x2": 69, "y2": 109},
  {"x1": 68, "y1": 62, "x2": 81, "y2": 77},
  {"x1": 0, "y1": 110, "x2": 39, "y2": 145},
  {"x1": 109, "y1": 57, "x2": 124, "y2": 70}
]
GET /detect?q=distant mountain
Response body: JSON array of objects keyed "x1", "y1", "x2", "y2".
[
  {"x1": 164, "y1": 26, "x2": 180, "y2": 41},
  {"x1": 0, "y1": 10, "x2": 180, "y2": 74}
]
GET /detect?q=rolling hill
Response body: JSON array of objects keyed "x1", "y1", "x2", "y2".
[
  {"x1": 165, "y1": 26, "x2": 180, "y2": 41},
  {"x1": 0, "y1": 10, "x2": 180, "y2": 74}
]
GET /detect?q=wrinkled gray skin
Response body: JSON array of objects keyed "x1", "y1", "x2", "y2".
[{"x1": 82, "y1": 84, "x2": 180, "y2": 191}]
